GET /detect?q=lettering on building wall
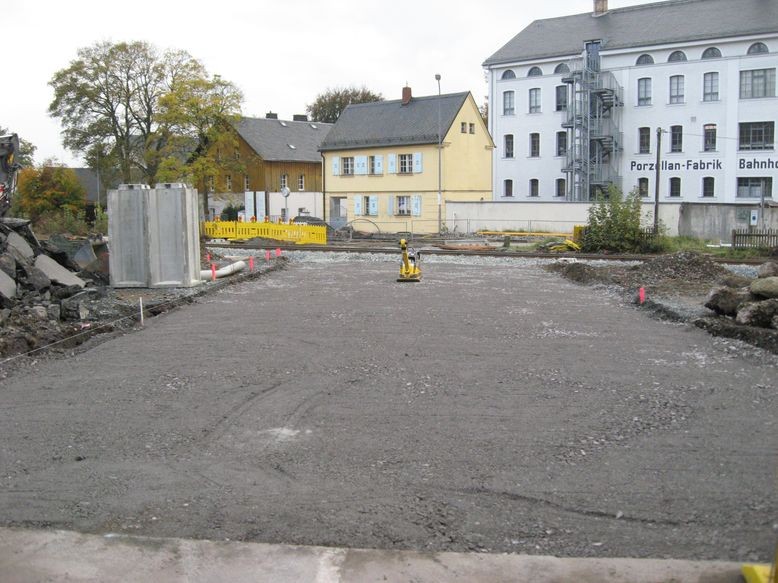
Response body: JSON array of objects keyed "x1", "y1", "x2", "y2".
[{"x1": 629, "y1": 158, "x2": 778, "y2": 172}]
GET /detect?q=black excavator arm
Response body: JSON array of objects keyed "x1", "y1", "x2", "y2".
[{"x1": 0, "y1": 134, "x2": 21, "y2": 216}]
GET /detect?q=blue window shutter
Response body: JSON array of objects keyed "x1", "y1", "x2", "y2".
[
  {"x1": 375, "y1": 155, "x2": 384, "y2": 174},
  {"x1": 413, "y1": 152, "x2": 423, "y2": 173},
  {"x1": 332, "y1": 156, "x2": 340, "y2": 176},
  {"x1": 388, "y1": 154, "x2": 397, "y2": 174},
  {"x1": 354, "y1": 195, "x2": 362, "y2": 216},
  {"x1": 368, "y1": 195, "x2": 378, "y2": 216},
  {"x1": 355, "y1": 155, "x2": 367, "y2": 175},
  {"x1": 386, "y1": 194, "x2": 393, "y2": 216},
  {"x1": 411, "y1": 195, "x2": 422, "y2": 217}
]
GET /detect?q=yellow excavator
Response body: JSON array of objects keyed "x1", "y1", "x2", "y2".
[{"x1": 397, "y1": 238, "x2": 421, "y2": 282}]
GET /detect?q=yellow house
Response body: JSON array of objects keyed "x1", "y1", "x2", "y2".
[{"x1": 319, "y1": 88, "x2": 494, "y2": 234}]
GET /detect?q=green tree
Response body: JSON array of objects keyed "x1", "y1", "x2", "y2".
[
  {"x1": 0, "y1": 125, "x2": 37, "y2": 166},
  {"x1": 306, "y1": 86, "x2": 383, "y2": 123},
  {"x1": 16, "y1": 162, "x2": 85, "y2": 221},
  {"x1": 582, "y1": 185, "x2": 646, "y2": 253},
  {"x1": 48, "y1": 41, "x2": 243, "y2": 194}
]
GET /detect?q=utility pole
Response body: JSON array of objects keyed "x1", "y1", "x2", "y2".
[
  {"x1": 435, "y1": 74, "x2": 442, "y2": 235},
  {"x1": 653, "y1": 127, "x2": 663, "y2": 233}
]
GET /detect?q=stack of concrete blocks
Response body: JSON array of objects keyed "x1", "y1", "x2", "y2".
[{"x1": 108, "y1": 184, "x2": 201, "y2": 288}]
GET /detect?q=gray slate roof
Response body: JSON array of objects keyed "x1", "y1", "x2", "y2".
[
  {"x1": 235, "y1": 117, "x2": 333, "y2": 163},
  {"x1": 318, "y1": 92, "x2": 470, "y2": 151},
  {"x1": 484, "y1": 0, "x2": 778, "y2": 66}
]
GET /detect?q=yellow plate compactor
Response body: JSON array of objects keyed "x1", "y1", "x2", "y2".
[{"x1": 397, "y1": 238, "x2": 421, "y2": 283}]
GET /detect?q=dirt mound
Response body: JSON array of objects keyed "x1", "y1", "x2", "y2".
[
  {"x1": 545, "y1": 261, "x2": 612, "y2": 285},
  {"x1": 628, "y1": 251, "x2": 730, "y2": 285}
]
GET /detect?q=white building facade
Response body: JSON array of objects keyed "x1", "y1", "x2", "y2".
[{"x1": 484, "y1": 0, "x2": 778, "y2": 210}]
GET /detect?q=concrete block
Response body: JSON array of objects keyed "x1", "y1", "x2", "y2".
[
  {"x1": 750, "y1": 276, "x2": 778, "y2": 299},
  {"x1": 0, "y1": 268, "x2": 16, "y2": 301},
  {"x1": 33, "y1": 255, "x2": 85, "y2": 288},
  {"x1": 0, "y1": 253, "x2": 16, "y2": 278},
  {"x1": 5, "y1": 231, "x2": 34, "y2": 259},
  {"x1": 22, "y1": 264, "x2": 51, "y2": 291}
]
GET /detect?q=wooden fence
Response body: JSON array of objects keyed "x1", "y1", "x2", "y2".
[{"x1": 731, "y1": 228, "x2": 778, "y2": 249}]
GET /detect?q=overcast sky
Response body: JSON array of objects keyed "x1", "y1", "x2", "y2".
[{"x1": 4, "y1": 0, "x2": 655, "y2": 167}]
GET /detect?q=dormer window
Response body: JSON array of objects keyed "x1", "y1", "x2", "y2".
[
  {"x1": 501, "y1": 70, "x2": 516, "y2": 80},
  {"x1": 701, "y1": 47, "x2": 721, "y2": 59},
  {"x1": 748, "y1": 42, "x2": 769, "y2": 55},
  {"x1": 528, "y1": 66, "x2": 543, "y2": 77},
  {"x1": 636, "y1": 54, "x2": 654, "y2": 65},
  {"x1": 668, "y1": 51, "x2": 687, "y2": 62}
]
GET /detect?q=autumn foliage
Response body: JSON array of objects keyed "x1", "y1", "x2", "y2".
[{"x1": 16, "y1": 165, "x2": 85, "y2": 221}]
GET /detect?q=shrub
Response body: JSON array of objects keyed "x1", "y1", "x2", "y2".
[{"x1": 582, "y1": 185, "x2": 664, "y2": 253}]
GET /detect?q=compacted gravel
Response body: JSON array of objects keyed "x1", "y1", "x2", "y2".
[{"x1": 0, "y1": 256, "x2": 775, "y2": 562}]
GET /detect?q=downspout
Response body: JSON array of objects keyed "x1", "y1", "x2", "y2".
[{"x1": 321, "y1": 153, "x2": 327, "y2": 222}]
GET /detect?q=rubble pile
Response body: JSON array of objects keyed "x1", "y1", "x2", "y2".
[
  {"x1": 705, "y1": 261, "x2": 778, "y2": 330},
  {"x1": 0, "y1": 220, "x2": 132, "y2": 360}
]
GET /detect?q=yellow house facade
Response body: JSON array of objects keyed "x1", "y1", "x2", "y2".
[{"x1": 319, "y1": 89, "x2": 494, "y2": 234}]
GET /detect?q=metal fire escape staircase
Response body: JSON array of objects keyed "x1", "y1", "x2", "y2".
[{"x1": 561, "y1": 58, "x2": 623, "y2": 201}]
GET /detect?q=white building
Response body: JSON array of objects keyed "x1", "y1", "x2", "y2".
[{"x1": 483, "y1": 0, "x2": 778, "y2": 212}]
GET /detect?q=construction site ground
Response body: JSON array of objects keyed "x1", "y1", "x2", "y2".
[{"x1": 0, "y1": 253, "x2": 776, "y2": 571}]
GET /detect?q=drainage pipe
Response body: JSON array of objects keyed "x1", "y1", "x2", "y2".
[{"x1": 200, "y1": 260, "x2": 246, "y2": 280}]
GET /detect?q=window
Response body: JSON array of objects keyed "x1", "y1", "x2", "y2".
[
  {"x1": 342, "y1": 157, "x2": 354, "y2": 175},
  {"x1": 529, "y1": 179, "x2": 539, "y2": 197},
  {"x1": 361, "y1": 195, "x2": 371, "y2": 216},
  {"x1": 234, "y1": 148, "x2": 240, "y2": 160},
  {"x1": 748, "y1": 42, "x2": 769, "y2": 55},
  {"x1": 739, "y1": 122, "x2": 775, "y2": 150},
  {"x1": 279, "y1": 174, "x2": 287, "y2": 189},
  {"x1": 703, "y1": 72, "x2": 719, "y2": 101},
  {"x1": 670, "y1": 125, "x2": 683, "y2": 152},
  {"x1": 504, "y1": 179, "x2": 513, "y2": 197},
  {"x1": 638, "y1": 177, "x2": 649, "y2": 197},
  {"x1": 503, "y1": 91, "x2": 515, "y2": 115},
  {"x1": 702, "y1": 177, "x2": 715, "y2": 198},
  {"x1": 636, "y1": 54, "x2": 654, "y2": 65},
  {"x1": 702, "y1": 47, "x2": 722, "y2": 59},
  {"x1": 554, "y1": 63, "x2": 570, "y2": 74},
  {"x1": 461, "y1": 122, "x2": 467, "y2": 133},
  {"x1": 298, "y1": 174, "x2": 305, "y2": 191},
  {"x1": 501, "y1": 69, "x2": 516, "y2": 80},
  {"x1": 244, "y1": 176, "x2": 250, "y2": 191},
  {"x1": 396, "y1": 195, "x2": 411, "y2": 215},
  {"x1": 226, "y1": 175, "x2": 232, "y2": 191},
  {"x1": 469, "y1": 123, "x2": 475, "y2": 134},
  {"x1": 638, "y1": 127, "x2": 651, "y2": 154},
  {"x1": 737, "y1": 177, "x2": 772, "y2": 198},
  {"x1": 556, "y1": 132, "x2": 567, "y2": 157},
  {"x1": 740, "y1": 68, "x2": 776, "y2": 99},
  {"x1": 504, "y1": 134, "x2": 514, "y2": 158},
  {"x1": 398, "y1": 153, "x2": 414, "y2": 174},
  {"x1": 368, "y1": 155, "x2": 381, "y2": 175},
  {"x1": 638, "y1": 78, "x2": 652, "y2": 105},
  {"x1": 704, "y1": 124, "x2": 717, "y2": 151},
  {"x1": 670, "y1": 177, "x2": 681, "y2": 197},
  {"x1": 556, "y1": 178, "x2": 566, "y2": 197},
  {"x1": 529, "y1": 88, "x2": 541, "y2": 113},
  {"x1": 668, "y1": 50, "x2": 687, "y2": 62},
  {"x1": 528, "y1": 66, "x2": 543, "y2": 77},
  {"x1": 669, "y1": 75, "x2": 685, "y2": 103},
  {"x1": 555, "y1": 85, "x2": 568, "y2": 111},
  {"x1": 529, "y1": 133, "x2": 540, "y2": 157}
]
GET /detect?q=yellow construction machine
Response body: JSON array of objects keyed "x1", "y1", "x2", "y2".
[{"x1": 397, "y1": 238, "x2": 421, "y2": 282}]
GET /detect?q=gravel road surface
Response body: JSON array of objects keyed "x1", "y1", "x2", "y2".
[{"x1": 1, "y1": 256, "x2": 775, "y2": 561}]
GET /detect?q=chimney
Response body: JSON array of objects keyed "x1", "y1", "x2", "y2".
[
  {"x1": 293, "y1": 114, "x2": 308, "y2": 122},
  {"x1": 265, "y1": 111, "x2": 278, "y2": 119},
  {"x1": 593, "y1": 0, "x2": 608, "y2": 15},
  {"x1": 402, "y1": 86, "x2": 412, "y2": 105}
]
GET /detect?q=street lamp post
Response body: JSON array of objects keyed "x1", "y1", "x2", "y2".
[{"x1": 435, "y1": 74, "x2": 442, "y2": 234}]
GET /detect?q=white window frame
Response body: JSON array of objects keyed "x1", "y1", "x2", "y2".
[
  {"x1": 298, "y1": 174, "x2": 305, "y2": 191},
  {"x1": 341, "y1": 157, "x2": 354, "y2": 175},
  {"x1": 739, "y1": 121, "x2": 775, "y2": 151},
  {"x1": 396, "y1": 195, "x2": 411, "y2": 216},
  {"x1": 398, "y1": 153, "x2": 414, "y2": 174},
  {"x1": 737, "y1": 177, "x2": 772, "y2": 198},
  {"x1": 638, "y1": 78, "x2": 652, "y2": 106},
  {"x1": 740, "y1": 68, "x2": 776, "y2": 99},
  {"x1": 529, "y1": 133, "x2": 540, "y2": 158},
  {"x1": 669, "y1": 75, "x2": 684, "y2": 104},
  {"x1": 504, "y1": 134, "x2": 514, "y2": 158},
  {"x1": 503, "y1": 91, "x2": 515, "y2": 115},
  {"x1": 280, "y1": 174, "x2": 288, "y2": 189},
  {"x1": 529, "y1": 88, "x2": 541, "y2": 113},
  {"x1": 703, "y1": 72, "x2": 719, "y2": 102}
]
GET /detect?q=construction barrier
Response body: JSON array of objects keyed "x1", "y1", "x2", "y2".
[{"x1": 203, "y1": 221, "x2": 327, "y2": 245}]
